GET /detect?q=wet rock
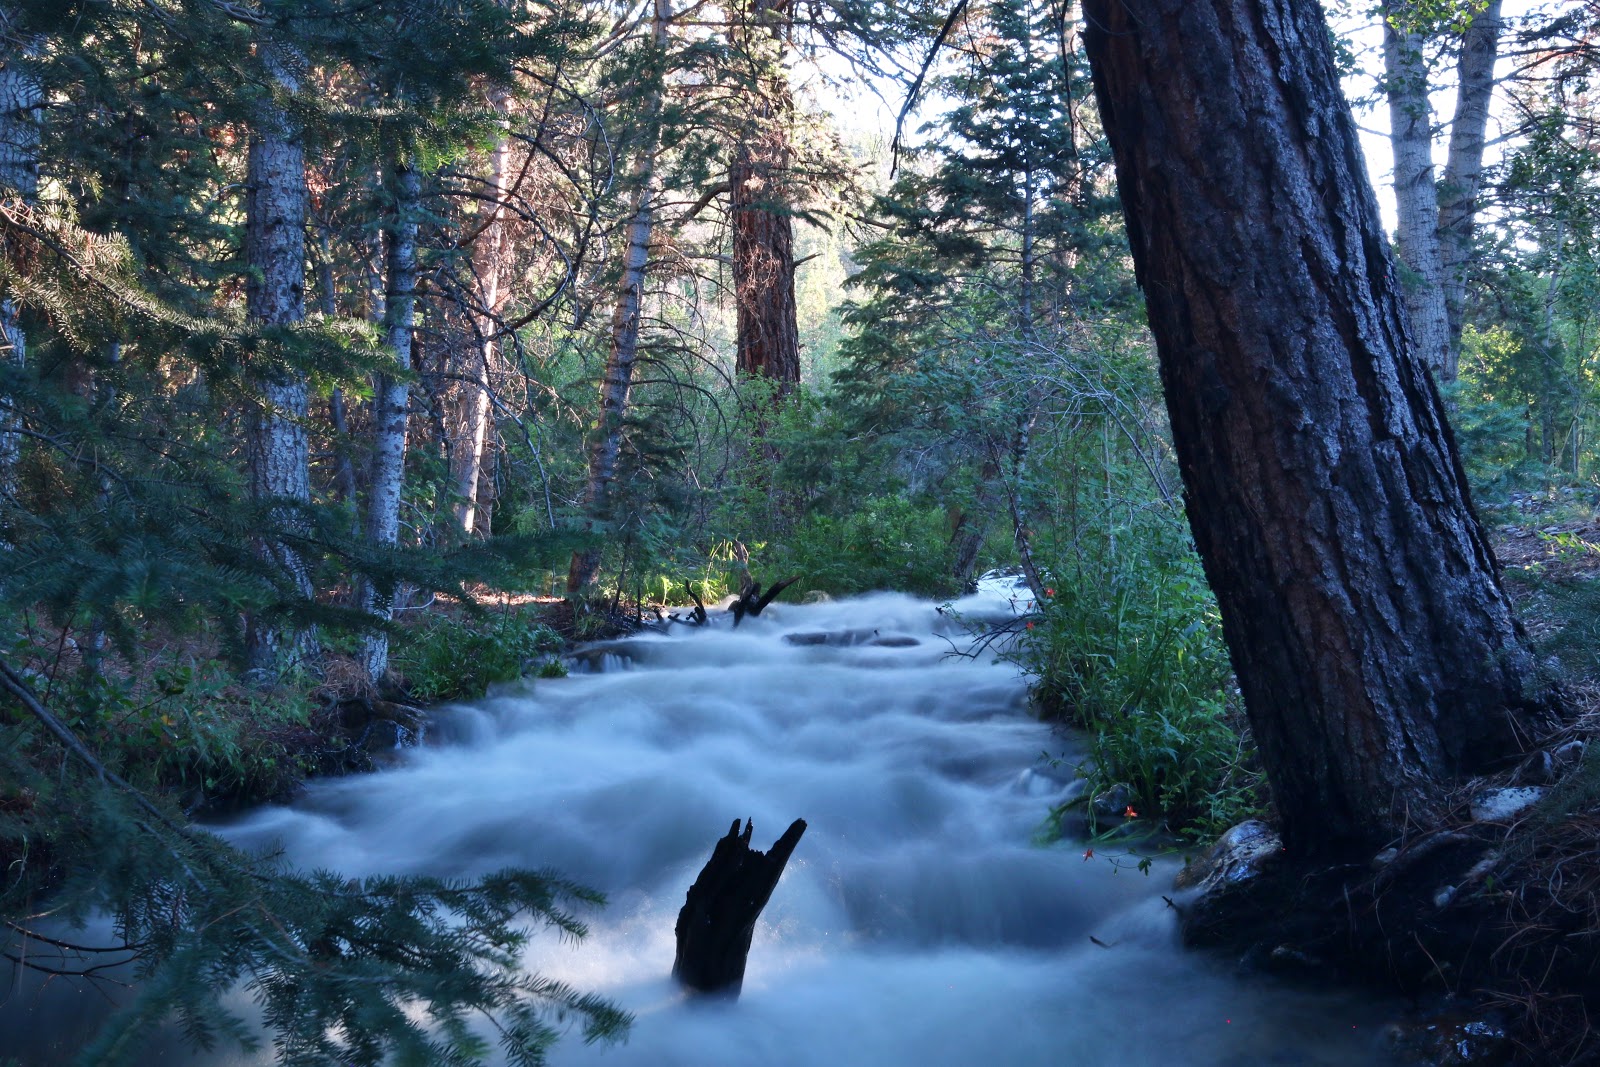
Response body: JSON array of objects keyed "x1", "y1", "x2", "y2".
[
  {"x1": 1468, "y1": 786, "x2": 1545, "y2": 823},
  {"x1": 782, "y1": 629, "x2": 879, "y2": 647},
  {"x1": 1173, "y1": 819, "x2": 1282, "y2": 892},
  {"x1": 1264, "y1": 943, "x2": 1323, "y2": 977},
  {"x1": 1553, "y1": 739, "x2": 1586, "y2": 773},
  {"x1": 866, "y1": 634, "x2": 920, "y2": 648},
  {"x1": 1384, "y1": 1016, "x2": 1513, "y2": 1066},
  {"x1": 1090, "y1": 783, "x2": 1136, "y2": 818}
]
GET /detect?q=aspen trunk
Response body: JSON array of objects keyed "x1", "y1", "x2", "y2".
[
  {"x1": 452, "y1": 87, "x2": 512, "y2": 536},
  {"x1": 1082, "y1": 0, "x2": 1550, "y2": 853},
  {"x1": 359, "y1": 163, "x2": 420, "y2": 681},
  {"x1": 243, "y1": 40, "x2": 317, "y2": 676},
  {"x1": 0, "y1": 22, "x2": 40, "y2": 510},
  {"x1": 567, "y1": 0, "x2": 672, "y2": 593},
  {"x1": 1438, "y1": 0, "x2": 1502, "y2": 374},
  {"x1": 1383, "y1": 5, "x2": 1452, "y2": 382}
]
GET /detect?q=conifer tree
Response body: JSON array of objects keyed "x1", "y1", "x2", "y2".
[{"x1": 0, "y1": 3, "x2": 40, "y2": 513}]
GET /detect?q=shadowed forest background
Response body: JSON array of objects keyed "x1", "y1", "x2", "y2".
[{"x1": 7, "y1": 0, "x2": 1600, "y2": 1064}]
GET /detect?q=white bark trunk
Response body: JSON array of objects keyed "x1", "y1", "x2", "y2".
[
  {"x1": 359, "y1": 163, "x2": 420, "y2": 681},
  {"x1": 452, "y1": 87, "x2": 512, "y2": 536},
  {"x1": 0, "y1": 23, "x2": 40, "y2": 510},
  {"x1": 244, "y1": 39, "x2": 317, "y2": 676},
  {"x1": 1438, "y1": 0, "x2": 1502, "y2": 378},
  {"x1": 1383, "y1": 9, "x2": 1452, "y2": 381},
  {"x1": 566, "y1": 0, "x2": 672, "y2": 594}
]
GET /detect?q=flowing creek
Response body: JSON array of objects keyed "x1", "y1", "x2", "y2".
[{"x1": 4, "y1": 589, "x2": 1406, "y2": 1065}]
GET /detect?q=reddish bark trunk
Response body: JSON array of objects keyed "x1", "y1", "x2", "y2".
[{"x1": 1081, "y1": 0, "x2": 1551, "y2": 852}]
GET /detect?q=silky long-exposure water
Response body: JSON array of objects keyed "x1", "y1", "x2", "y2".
[{"x1": 4, "y1": 590, "x2": 1405, "y2": 1065}]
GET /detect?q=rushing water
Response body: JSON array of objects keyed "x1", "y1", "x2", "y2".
[{"x1": 3, "y1": 589, "x2": 1405, "y2": 1065}]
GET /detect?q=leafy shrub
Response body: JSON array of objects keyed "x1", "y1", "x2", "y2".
[
  {"x1": 763, "y1": 495, "x2": 957, "y2": 598},
  {"x1": 393, "y1": 612, "x2": 564, "y2": 702}
]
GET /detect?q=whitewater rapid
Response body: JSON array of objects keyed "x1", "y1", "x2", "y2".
[{"x1": 2, "y1": 589, "x2": 1402, "y2": 1065}]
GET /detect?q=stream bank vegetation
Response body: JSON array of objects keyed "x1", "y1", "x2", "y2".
[{"x1": 7, "y1": 0, "x2": 1600, "y2": 1063}]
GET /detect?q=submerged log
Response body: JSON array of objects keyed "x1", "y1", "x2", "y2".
[{"x1": 672, "y1": 817, "x2": 806, "y2": 997}]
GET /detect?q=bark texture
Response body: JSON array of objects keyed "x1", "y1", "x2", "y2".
[
  {"x1": 451, "y1": 86, "x2": 512, "y2": 536},
  {"x1": 1438, "y1": 0, "x2": 1502, "y2": 367},
  {"x1": 1081, "y1": 0, "x2": 1548, "y2": 852},
  {"x1": 1383, "y1": 5, "x2": 1452, "y2": 381},
  {"x1": 672, "y1": 817, "x2": 805, "y2": 997},
  {"x1": 359, "y1": 163, "x2": 420, "y2": 681},
  {"x1": 244, "y1": 40, "x2": 316, "y2": 675},
  {"x1": 731, "y1": 0, "x2": 800, "y2": 389},
  {"x1": 567, "y1": 0, "x2": 672, "y2": 593},
  {"x1": 0, "y1": 21, "x2": 40, "y2": 508}
]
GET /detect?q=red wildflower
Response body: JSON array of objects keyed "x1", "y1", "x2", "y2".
[
  {"x1": 1124, "y1": 806, "x2": 1138, "y2": 819},
  {"x1": 1082, "y1": 848, "x2": 1094, "y2": 861}
]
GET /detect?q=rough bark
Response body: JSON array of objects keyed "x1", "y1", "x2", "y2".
[
  {"x1": 1438, "y1": 0, "x2": 1502, "y2": 372},
  {"x1": 1383, "y1": 4, "x2": 1452, "y2": 382},
  {"x1": 566, "y1": 0, "x2": 672, "y2": 594},
  {"x1": 243, "y1": 39, "x2": 317, "y2": 676},
  {"x1": 672, "y1": 817, "x2": 805, "y2": 997},
  {"x1": 1081, "y1": 0, "x2": 1550, "y2": 853},
  {"x1": 313, "y1": 228, "x2": 361, "y2": 512},
  {"x1": 0, "y1": 20, "x2": 40, "y2": 510},
  {"x1": 359, "y1": 163, "x2": 420, "y2": 681},
  {"x1": 451, "y1": 86, "x2": 512, "y2": 537},
  {"x1": 731, "y1": 0, "x2": 800, "y2": 390}
]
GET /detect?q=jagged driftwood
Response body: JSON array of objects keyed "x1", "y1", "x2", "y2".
[
  {"x1": 672, "y1": 817, "x2": 807, "y2": 997},
  {"x1": 729, "y1": 575, "x2": 799, "y2": 627},
  {"x1": 665, "y1": 582, "x2": 709, "y2": 626}
]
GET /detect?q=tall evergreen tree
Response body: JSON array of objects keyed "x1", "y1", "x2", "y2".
[{"x1": 1081, "y1": 0, "x2": 1552, "y2": 851}]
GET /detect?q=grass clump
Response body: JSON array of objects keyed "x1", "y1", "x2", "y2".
[{"x1": 1019, "y1": 518, "x2": 1264, "y2": 838}]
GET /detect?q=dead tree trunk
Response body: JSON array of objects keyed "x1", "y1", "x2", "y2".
[{"x1": 673, "y1": 817, "x2": 805, "y2": 997}]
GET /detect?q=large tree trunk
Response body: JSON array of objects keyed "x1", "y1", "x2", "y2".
[
  {"x1": 0, "y1": 19, "x2": 40, "y2": 513},
  {"x1": 566, "y1": 0, "x2": 672, "y2": 594},
  {"x1": 243, "y1": 40, "x2": 317, "y2": 676},
  {"x1": 1081, "y1": 0, "x2": 1549, "y2": 854},
  {"x1": 451, "y1": 86, "x2": 512, "y2": 537},
  {"x1": 1383, "y1": 3, "x2": 1452, "y2": 382},
  {"x1": 359, "y1": 162, "x2": 420, "y2": 681},
  {"x1": 731, "y1": 0, "x2": 800, "y2": 390},
  {"x1": 1438, "y1": 0, "x2": 1502, "y2": 373}
]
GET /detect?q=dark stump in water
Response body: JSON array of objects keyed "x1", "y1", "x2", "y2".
[{"x1": 672, "y1": 817, "x2": 806, "y2": 997}]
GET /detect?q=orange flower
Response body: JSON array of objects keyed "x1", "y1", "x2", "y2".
[
  {"x1": 1082, "y1": 848, "x2": 1094, "y2": 861},
  {"x1": 1026, "y1": 621, "x2": 1034, "y2": 630},
  {"x1": 1045, "y1": 588, "x2": 1055, "y2": 597},
  {"x1": 1124, "y1": 806, "x2": 1138, "y2": 818}
]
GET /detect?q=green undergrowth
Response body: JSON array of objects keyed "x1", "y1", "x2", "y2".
[
  {"x1": 1018, "y1": 520, "x2": 1265, "y2": 840},
  {"x1": 392, "y1": 610, "x2": 566, "y2": 702}
]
